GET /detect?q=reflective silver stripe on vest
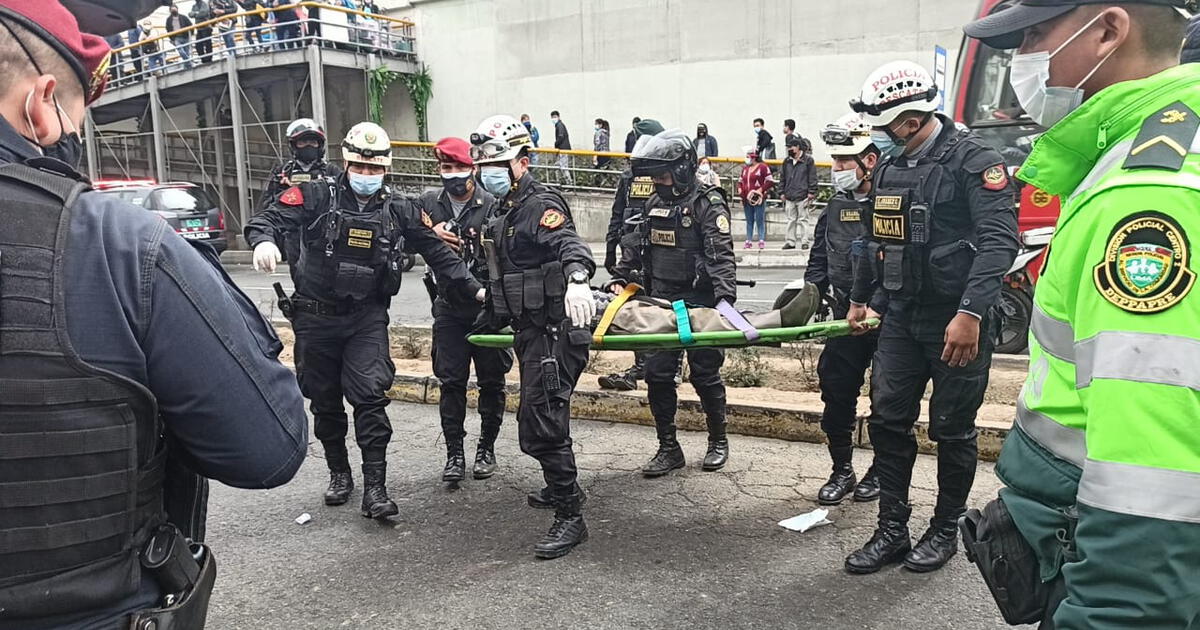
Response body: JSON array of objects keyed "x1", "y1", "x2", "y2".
[
  {"x1": 1068, "y1": 139, "x2": 1136, "y2": 203},
  {"x1": 1031, "y1": 304, "x2": 1075, "y2": 363},
  {"x1": 1015, "y1": 397, "x2": 1087, "y2": 467},
  {"x1": 1078, "y1": 458, "x2": 1200, "y2": 524},
  {"x1": 1075, "y1": 331, "x2": 1200, "y2": 391}
]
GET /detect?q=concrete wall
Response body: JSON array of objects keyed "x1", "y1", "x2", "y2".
[{"x1": 382, "y1": 0, "x2": 980, "y2": 160}]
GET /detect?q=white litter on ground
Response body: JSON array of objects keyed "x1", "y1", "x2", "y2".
[{"x1": 778, "y1": 508, "x2": 832, "y2": 533}]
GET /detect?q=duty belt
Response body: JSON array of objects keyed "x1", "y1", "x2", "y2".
[{"x1": 293, "y1": 297, "x2": 372, "y2": 316}]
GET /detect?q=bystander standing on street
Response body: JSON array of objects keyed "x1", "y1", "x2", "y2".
[
  {"x1": 753, "y1": 117, "x2": 776, "y2": 161},
  {"x1": 521, "y1": 113, "x2": 540, "y2": 164},
  {"x1": 125, "y1": 24, "x2": 144, "y2": 76},
  {"x1": 213, "y1": 0, "x2": 238, "y2": 56},
  {"x1": 552, "y1": 109, "x2": 573, "y2": 185},
  {"x1": 696, "y1": 156, "x2": 721, "y2": 188},
  {"x1": 779, "y1": 135, "x2": 819, "y2": 251},
  {"x1": 695, "y1": 122, "x2": 718, "y2": 158},
  {"x1": 594, "y1": 118, "x2": 610, "y2": 168},
  {"x1": 624, "y1": 116, "x2": 641, "y2": 152},
  {"x1": 140, "y1": 20, "x2": 164, "y2": 74},
  {"x1": 738, "y1": 146, "x2": 772, "y2": 249},
  {"x1": 190, "y1": 0, "x2": 215, "y2": 63},
  {"x1": 166, "y1": 4, "x2": 194, "y2": 68}
]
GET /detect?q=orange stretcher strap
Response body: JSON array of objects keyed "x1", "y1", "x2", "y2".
[{"x1": 593, "y1": 282, "x2": 641, "y2": 345}]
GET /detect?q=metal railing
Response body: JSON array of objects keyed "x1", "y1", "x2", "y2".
[
  {"x1": 388, "y1": 141, "x2": 837, "y2": 207},
  {"x1": 104, "y1": 2, "x2": 415, "y2": 89}
]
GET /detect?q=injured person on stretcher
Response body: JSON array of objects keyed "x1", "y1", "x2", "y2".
[{"x1": 592, "y1": 282, "x2": 820, "y2": 336}]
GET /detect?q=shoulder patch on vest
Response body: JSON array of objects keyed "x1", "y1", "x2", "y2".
[
  {"x1": 540, "y1": 209, "x2": 565, "y2": 230},
  {"x1": 421, "y1": 210, "x2": 433, "y2": 228},
  {"x1": 981, "y1": 164, "x2": 1008, "y2": 191},
  {"x1": 716, "y1": 214, "x2": 730, "y2": 235},
  {"x1": 279, "y1": 186, "x2": 304, "y2": 206},
  {"x1": 1124, "y1": 101, "x2": 1199, "y2": 172},
  {"x1": 1094, "y1": 211, "x2": 1195, "y2": 314}
]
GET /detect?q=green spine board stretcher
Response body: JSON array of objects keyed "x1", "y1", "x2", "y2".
[{"x1": 467, "y1": 318, "x2": 879, "y2": 351}]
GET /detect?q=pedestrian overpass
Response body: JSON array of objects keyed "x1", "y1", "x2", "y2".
[{"x1": 85, "y1": 2, "x2": 419, "y2": 248}]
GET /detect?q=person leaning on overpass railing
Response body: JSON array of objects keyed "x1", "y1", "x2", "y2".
[{"x1": 0, "y1": 1, "x2": 308, "y2": 627}]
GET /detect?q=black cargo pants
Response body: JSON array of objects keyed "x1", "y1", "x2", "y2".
[
  {"x1": 431, "y1": 299, "x2": 513, "y2": 447},
  {"x1": 867, "y1": 301, "x2": 993, "y2": 524},
  {"x1": 293, "y1": 303, "x2": 395, "y2": 463}
]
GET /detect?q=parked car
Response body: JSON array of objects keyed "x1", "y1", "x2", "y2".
[{"x1": 94, "y1": 179, "x2": 228, "y2": 253}]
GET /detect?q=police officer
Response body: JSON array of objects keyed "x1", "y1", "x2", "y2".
[
  {"x1": 256, "y1": 117, "x2": 342, "y2": 279},
  {"x1": 599, "y1": 118, "x2": 664, "y2": 392},
  {"x1": 418, "y1": 136, "x2": 513, "y2": 484},
  {"x1": 964, "y1": 2, "x2": 1200, "y2": 626},
  {"x1": 843, "y1": 61, "x2": 1018, "y2": 574},
  {"x1": 246, "y1": 122, "x2": 479, "y2": 520},
  {"x1": 471, "y1": 114, "x2": 595, "y2": 559},
  {"x1": 610, "y1": 129, "x2": 738, "y2": 477},
  {"x1": 0, "y1": 2, "x2": 308, "y2": 627},
  {"x1": 803, "y1": 114, "x2": 883, "y2": 506}
]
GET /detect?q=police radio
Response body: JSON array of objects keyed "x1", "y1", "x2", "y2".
[
  {"x1": 540, "y1": 356, "x2": 561, "y2": 394},
  {"x1": 910, "y1": 204, "x2": 929, "y2": 245}
]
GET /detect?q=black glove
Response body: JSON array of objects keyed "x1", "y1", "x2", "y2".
[{"x1": 603, "y1": 246, "x2": 617, "y2": 275}]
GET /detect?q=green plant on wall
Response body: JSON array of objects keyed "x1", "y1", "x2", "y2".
[
  {"x1": 402, "y1": 63, "x2": 433, "y2": 142},
  {"x1": 367, "y1": 66, "x2": 399, "y2": 126}
]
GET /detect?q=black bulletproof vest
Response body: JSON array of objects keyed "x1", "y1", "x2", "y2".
[
  {"x1": 822, "y1": 194, "x2": 868, "y2": 292},
  {"x1": 0, "y1": 164, "x2": 165, "y2": 619},
  {"x1": 621, "y1": 175, "x2": 654, "y2": 234},
  {"x1": 865, "y1": 129, "x2": 975, "y2": 298},
  {"x1": 487, "y1": 187, "x2": 569, "y2": 329},
  {"x1": 295, "y1": 189, "x2": 398, "y2": 303},
  {"x1": 642, "y1": 189, "x2": 704, "y2": 289}
]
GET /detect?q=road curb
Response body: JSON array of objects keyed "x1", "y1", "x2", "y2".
[{"x1": 387, "y1": 372, "x2": 1010, "y2": 462}]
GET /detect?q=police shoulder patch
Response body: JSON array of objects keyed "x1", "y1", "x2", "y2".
[
  {"x1": 540, "y1": 209, "x2": 565, "y2": 230},
  {"x1": 1094, "y1": 211, "x2": 1196, "y2": 314},
  {"x1": 421, "y1": 210, "x2": 433, "y2": 228},
  {"x1": 981, "y1": 164, "x2": 1008, "y2": 191},
  {"x1": 279, "y1": 186, "x2": 304, "y2": 206},
  {"x1": 716, "y1": 214, "x2": 731, "y2": 235}
]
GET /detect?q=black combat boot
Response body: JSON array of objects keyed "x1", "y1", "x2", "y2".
[
  {"x1": 533, "y1": 489, "x2": 588, "y2": 559},
  {"x1": 598, "y1": 366, "x2": 639, "y2": 391},
  {"x1": 442, "y1": 441, "x2": 466, "y2": 483},
  {"x1": 700, "y1": 389, "x2": 729, "y2": 471},
  {"x1": 472, "y1": 439, "x2": 497, "y2": 480},
  {"x1": 818, "y1": 445, "x2": 857, "y2": 505},
  {"x1": 360, "y1": 461, "x2": 399, "y2": 519},
  {"x1": 644, "y1": 382, "x2": 686, "y2": 477},
  {"x1": 904, "y1": 518, "x2": 959, "y2": 572},
  {"x1": 845, "y1": 498, "x2": 913, "y2": 574},
  {"x1": 853, "y1": 466, "x2": 881, "y2": 502},
  {"x1": 527, "y1": 483, "x2": 588, "y2": 509},
  {"x1": 323, "y1": 444, "x2": 354, "y2": 506},
  {"x1": 642, "y1": 441, "x2": 686, "y2": 477}
]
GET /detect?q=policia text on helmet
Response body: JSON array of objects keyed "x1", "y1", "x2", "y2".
[{"x1": 629, "y1": 129, "x2": 700, "y2": 201}]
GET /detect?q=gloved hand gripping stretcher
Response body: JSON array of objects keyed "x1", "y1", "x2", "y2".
[{"x1": 468, "y1": 282, "x2": 879, "y2": 350}]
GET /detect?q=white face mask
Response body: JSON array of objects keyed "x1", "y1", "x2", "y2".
[
  {"x1": 831, "y1": 167, "x2": 862, "y2": 193},
  {"x1": 1009, "y1": 11, "x2": 1117, "y2": 128},
  {"x1": 698, "y1": 163, "x2": 711, "y2": 173}
]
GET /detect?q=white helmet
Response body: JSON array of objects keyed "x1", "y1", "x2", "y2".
[
  {"x1": 341, "y1": 122, "x2": 392, "y2": 167},
  {"x1": 851, "y1": 61, "x2": 939, "y2": 127},
  {"x1": 821, "y1": 113, "x2": 875, "y2": 157},
  {"x1": 286, "y1": 118, "x2": 325, "y2": 142},
  {"x1": 470, "y1": 115, "x2": 533, "y2": 164}
]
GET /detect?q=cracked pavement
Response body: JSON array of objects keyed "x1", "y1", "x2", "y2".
[{"x1": 206, "y1": 402, "x2": 1029, "y2": 629}]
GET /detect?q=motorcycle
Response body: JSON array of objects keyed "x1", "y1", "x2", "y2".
[{"x1": 994, "y1": 226, "x2": 1053, "y2": 355}]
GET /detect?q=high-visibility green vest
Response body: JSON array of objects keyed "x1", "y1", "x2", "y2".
[{"x1": 1014, "y1": 63, "x2": 1200, "y2": 523}]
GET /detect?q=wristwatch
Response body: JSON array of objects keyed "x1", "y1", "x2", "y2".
[{"x1": 569, "y1": 270, "x2": 589, "y2": 284}]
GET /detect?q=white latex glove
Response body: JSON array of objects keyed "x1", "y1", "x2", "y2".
[
  {"x1": 564, "y1": 281, "x2": 593, "y2": 328},
  {"x1": 253, "y1": 241, "x2": 282, "y2": 274},
  {"x1": 475, "y1": 287, "x2": 487, "y2": 303}
]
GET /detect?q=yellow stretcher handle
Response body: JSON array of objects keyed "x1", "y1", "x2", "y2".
[{"x1": 593, "y1": 282, "x2": 641, "y2": 345}]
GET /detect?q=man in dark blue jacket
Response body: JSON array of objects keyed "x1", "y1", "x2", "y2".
[{"x1": 0, "y1": 4, "x2": 307, "y2": 628}]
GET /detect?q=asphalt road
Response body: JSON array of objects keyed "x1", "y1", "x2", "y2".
[
  {"x1": 227, "y1": 264, "x2": 809, "y2": 325},
  {"x1": 205, "y1": 403, "x2": 1027, "y2": 630}
]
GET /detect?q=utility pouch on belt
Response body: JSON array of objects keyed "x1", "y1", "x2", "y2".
[
  {"x1": 881, "y1": 244, "x2": 907, "y2": 292},
  {"x1": 960, "y1": 498, "x2": 1053, "y2": 625},
  {"x1": 132, "y1": 536, "x2": 216, "y2": 630},
  {"x1": 540, "y1": 355, "x2": 561, "y2": 393},
  {"x1": 273, "y1": 282, "x2": 294, "y2": 320},
  {"x1": 543, "y1": 261, "x2": 567, "y2": 323},
  {"x1": 502, "y1": 272, "x2": 524, "y2": 319}
]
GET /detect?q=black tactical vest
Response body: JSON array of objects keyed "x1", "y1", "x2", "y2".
[
  {"x1": 641, "y1": 187, "x2": 708, "y2": 290},
  {"x1": 621, "y1": 175, "x2": 654, "y2": 234},
  {"x1": 823, "y1": 194, "x2": 868, "y2": 293},
  {"x1": 0, "y1": 164, "x2": 165, "y2": 619},
  {"x1": 295, "y1": 188, "x2": 400, "y2": 303},
  {"x1": 486, "y1": 187, "x2": 570, "y2": 329},
  {"x1": 864, "y1": 128, "x2": 977, "y2": 300}
]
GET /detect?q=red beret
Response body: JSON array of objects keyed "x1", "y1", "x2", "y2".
[
  {"x1": 434, "y1": 137, "x2": 473, "y2": 167},
  {"x1": 0, "y1": 0, "x2": 112, "y2": 103}
]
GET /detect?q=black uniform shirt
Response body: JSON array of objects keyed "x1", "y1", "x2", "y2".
[{"x1": 494, "y1": 172, "x2": 594, "y2": 279}]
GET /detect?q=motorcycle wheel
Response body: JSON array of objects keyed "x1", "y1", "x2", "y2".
[{"x1": 995, "y1": 286, "x2": 1032, "y2": 355}]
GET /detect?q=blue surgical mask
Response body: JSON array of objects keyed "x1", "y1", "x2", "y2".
[
  {"x1": 870, "y1": 130, "x2": 904, "y2": 160},
  {"x1": 349, "y1": 171, "x2": 384, "y2": 196},
  {"x1": 523, "y1": 121, "x2": 532, "y2": 129},
  {"x1": 480, "y1": 166, "x2": 513, "y2": 196},
  {"x1": 753, "y1": 127, "x2": 762, "y2": 134}
]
